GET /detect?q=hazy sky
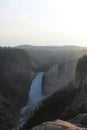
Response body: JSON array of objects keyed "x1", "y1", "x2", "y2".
[{"x1": 0, "y1": 0, "x2": 87, "y2": 47}]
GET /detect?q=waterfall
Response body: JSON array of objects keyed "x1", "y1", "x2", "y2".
[
  {"x1": 29, "y1": 72, "x2": 44, "y2": 105},
  {"x1": 13, "y1": 73, "x2": 44, "y2": 130}
]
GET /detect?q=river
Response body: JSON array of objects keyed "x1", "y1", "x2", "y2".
[{"x1": 13, "y1": 73, "x2": 44, "y2": 130}]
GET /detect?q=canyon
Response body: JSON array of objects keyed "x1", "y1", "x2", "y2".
[
  {"x1": 21, "y1": 54, "x2": 87, "y2": 130},
  {"x1": 0, "y1": 46, "x2": 87, "y2": 130}
]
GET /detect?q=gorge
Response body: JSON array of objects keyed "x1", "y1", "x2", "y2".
[{"x1": 0, "y1": 46, "x2": 87, "y2": 130}]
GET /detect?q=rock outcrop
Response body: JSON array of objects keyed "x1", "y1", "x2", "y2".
[
  {"x1": 43, "y1": 64, "x2": 59, "y2": 95},
  {"x1": 43, "y1": 58, "x2": 78, "y2": 95},
  {"x1": 60, "y1": 56, "x2": 87, "y2": 120},
  {"x1": 31, "y1": 114, "x2": 87, "y2": 130},
  {"x1": 70, "y1": 114, "x2": 87, "y2": 126}
]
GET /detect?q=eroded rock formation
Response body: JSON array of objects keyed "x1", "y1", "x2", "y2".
[
  {"x1": 43, "y1": 58, "x2": 78, "y2": 95},
  {"x1": 31, "y1": 114, "x2": 87, "y2": 130}
]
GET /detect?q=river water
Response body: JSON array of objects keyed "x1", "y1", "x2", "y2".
[{"x1": 13, "y1": 73, "x2": 44, "y2": 130}]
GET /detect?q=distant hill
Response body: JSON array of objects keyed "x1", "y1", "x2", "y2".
[{"x1": 16, "y1": 45, "x2": 87, "y2": 71}]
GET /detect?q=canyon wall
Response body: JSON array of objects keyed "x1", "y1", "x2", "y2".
[
  {"x1": 0, "y1": 48, "x2": 37, "y2": 130},
  {"x1": 43, "y1": 58, "x2": 78, "y2": 95}
]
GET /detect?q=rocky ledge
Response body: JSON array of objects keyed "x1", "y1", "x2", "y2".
[{"x1": 31, "y1": 114, "x2": 87, "y2": 130}]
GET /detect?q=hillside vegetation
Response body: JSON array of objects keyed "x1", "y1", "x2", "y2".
[{"x1": 0, "y1": 47, "x2": 36, "y2": 130}]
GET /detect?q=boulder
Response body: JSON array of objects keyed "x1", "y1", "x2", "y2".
[{"x1": 31, "y1": 118, "x2": 87, "y2": 130}]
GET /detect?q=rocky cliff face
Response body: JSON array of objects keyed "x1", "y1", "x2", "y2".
[
  {"x1": 0, "y1": 48, "x2": 37, "y2": 130},
  {"x1": 0, "y1": 48, "x2": 37, "y2": 96},
  {"x1": 43, "y1": 58, "x2": 78, "y2": 95},
  {"x1": 60, "y1": 56, "x2": 87, "y2": 119},
  {"x1": 31, "y1": 114, "x2": 87, "y2": 130}
]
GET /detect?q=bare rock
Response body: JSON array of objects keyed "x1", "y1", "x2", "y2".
[
  {"x1": 43, "y1": 64, "x2": 59, "y2": 95},
  {"x1": 70, "y1": 114, "x2": 87, "y2": 126},
  {"x1": 31, "y1": 119, "x2": 87, "y2": 130},
  {"x1": 43, "y1": 59, "x2": 78, "y2": 95}
]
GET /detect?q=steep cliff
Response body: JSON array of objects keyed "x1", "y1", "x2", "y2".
[
  {"x1": 43, "y1": 58, "x2": 78, "y2": 95},
  {"x1": 60, "y1": 55, "x2": 87, "y2": 119},
  {"x1": 0, "y1": 48, "x2": 37, "y2": 130}
]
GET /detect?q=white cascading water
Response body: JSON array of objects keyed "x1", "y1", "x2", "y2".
[
  {"x1": 13, "y1": 73, "x2": 44, "y2": 130},
  {"x1": 29, "y1": 72, "x2": 44, "y2": 105}
]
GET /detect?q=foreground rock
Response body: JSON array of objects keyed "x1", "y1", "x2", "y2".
[
  {"x1": 31, "y1": 114, "x2": 87, "y2": 130},
  {"x1": 70, "y1": 114, "x2": 87, "y2": 127}
]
